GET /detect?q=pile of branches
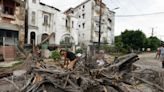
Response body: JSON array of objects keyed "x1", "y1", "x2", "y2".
[
  {"x1": 25, "y1": 53, "x2": 139, "y2": 92},
  {"x1": 2, "y1": 53, "x2": 164, "y2": 92}
]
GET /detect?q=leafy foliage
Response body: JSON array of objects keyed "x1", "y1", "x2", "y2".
[
  {"x1": 75, "y1": 49, "x2": 83, "y2": 54},
  {"x1": 121, "y1": 29, "x2": 146, "y2": 51},
  {"x1": 51, "y1": 50, "x2": 61, "y2": 61},
  {"x1": 114, "y1": 29, "x2": 162, "y2": 53},
  {"x1": 115, "y1": 36, "x2": 124, "y2": 52},
  {"x1": 145, "y1": 36, "x2": 161, "y2": 51}
]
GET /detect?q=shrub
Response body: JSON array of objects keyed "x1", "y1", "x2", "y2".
[
  {"x1": 120, "y1": 48, "x2": 129, "y2": 54},
  {"x1": 101, "y1": 45, "x2": 116, "y2": 54},
  {"x1": 75, "y1": 49, "x2": 83, "y2": 54},
  {"x1": 51, "y1": 50, "x2": 61, "y2": 61}
]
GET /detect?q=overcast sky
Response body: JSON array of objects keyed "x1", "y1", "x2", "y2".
[{"x1": 41, "y1": 0, "x2": 164, "y2": 40}]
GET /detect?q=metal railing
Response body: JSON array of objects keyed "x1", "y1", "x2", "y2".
[{"x1": 0, "y1": 37, "x2": 18, "y2": 46}]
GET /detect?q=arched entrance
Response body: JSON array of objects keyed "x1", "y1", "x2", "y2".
[
  {"x1": 60, "y1": 34, "x2": 75, "y2": 48},
  {"x1": 49, "y1": 32, "x2": 55, "y2": 44},
  {"x1": 41, "y1": 33, "x2": 49, "y2": 42},
  {"x1": 30, "y1": 32, "x2": 35, "y2": 45}
]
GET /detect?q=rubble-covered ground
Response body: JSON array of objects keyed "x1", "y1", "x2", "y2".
[{"x1": 0, "y1": 53, "x2": 164, "y2": 92}]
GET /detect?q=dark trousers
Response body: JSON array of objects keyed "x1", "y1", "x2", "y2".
[{"x1": 162, "y1": 61, "x2": 164, "y2": 68}]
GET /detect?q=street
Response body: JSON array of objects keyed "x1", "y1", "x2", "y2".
[{"x1": 136, "y1": 52, "x2": 162, "y2": 68}]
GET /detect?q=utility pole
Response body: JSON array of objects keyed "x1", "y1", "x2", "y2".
[
  {"x1": 98, "y1": 0, "x2": 102, "y2": 52},
  {"x1": 151, "y1": 27, "x2": 154, "y2": 37}
]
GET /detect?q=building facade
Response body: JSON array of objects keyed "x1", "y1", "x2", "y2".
[
  {"x1": 27, "y1": 0, "x2": 78, "y2": 46},
  {"x1": 0, "y1": 0, "x2": 25, "y2": 60},
  {"x1": 0, "y1": 0, "x2": 25, "y2": 47},
  {"x1": 66, "y1": 0, "x2": 115, "y2": 47}
]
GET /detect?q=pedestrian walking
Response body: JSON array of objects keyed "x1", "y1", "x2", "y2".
[
  {"x1": 159, "y1": 44, "x2": 164, "y2": 68},
  {"x1": 155, "y1": 47, "x2": 160, "y2": 59}
]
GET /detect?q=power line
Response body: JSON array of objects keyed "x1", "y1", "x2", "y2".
[
  {"x1": 115, "y1": 0, "x2": 130, "y2": 12},
  {"x1": 116, "y1": 11, "x2": 164, "y2": 17}
]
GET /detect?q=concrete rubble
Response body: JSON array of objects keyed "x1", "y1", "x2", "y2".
[{"x1": 0, "y1": 53, "x2": 164, "y2": 92}]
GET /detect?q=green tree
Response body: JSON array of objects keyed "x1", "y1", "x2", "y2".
[
  {"x1": 145, "y1": 36, "x2": 161, "y2": 51},
  {"x1": 121, "y1": 29, "x2": 146, "y2": 51},
  {"x1": 115, "y1": 36, "x2": 123, "y2": 52}
]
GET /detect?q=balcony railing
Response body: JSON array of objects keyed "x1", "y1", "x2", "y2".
[
  {"x1": 1, "y1": 13, "x2": 15, "y2": 20},
  {"x1": 0, "y1": 37, "x2": 18, "y2": 46}
]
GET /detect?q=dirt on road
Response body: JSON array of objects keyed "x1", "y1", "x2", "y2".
[
  {"x1": 134, "y1": 52, "x2": 164, "y2": 90},
  {"x1": 136, "y1": 52, "x2": 162, "y2": 68}
]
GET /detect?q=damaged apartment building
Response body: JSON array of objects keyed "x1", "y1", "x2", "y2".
[
  {"x1": 0, "y1": 0, "x2": 25, "y2": 61},
  {"x1": 65, "y1": 0, "x2": 115, "y2": 52},
  {"x1": 26, "y1": 0, "x2": 78, "y2": 49}
]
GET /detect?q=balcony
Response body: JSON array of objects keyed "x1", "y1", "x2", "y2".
[
  {"x1": 1, "y1": 13, "x2": 15, "y2": 20},
  {"x1": 0, "y1": 37, "x2": 18, "y2": 46}
]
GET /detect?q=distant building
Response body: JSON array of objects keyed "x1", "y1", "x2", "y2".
[
  {"x1": 0, "y1": 0, "x2": 25, "y2": 47},
  {"x1": 0, "y1": 0, "x2": 25, "y2": 60},
  {"x1": 65, "y1": 0, "x2": 115, "y2": 49},
  {"x1": 26, "y1": 0, "x2": 78, "y2": 47}
]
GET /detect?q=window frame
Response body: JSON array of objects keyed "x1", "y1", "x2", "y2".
[
  {"x1": 82, "y1": 13, "x2": 85, "y2": 19},
  {"x1": 82, "y1": 23, "x2": 85, "y2": 29},
  {"x1": 43, "y1": 14, "x2": 49, "y2": 26},
  {"x1": 32, "y1": 0, "x2": 36, "y2": 3},
  {"x1": 31, "y1": 11, "x2": 36, "y2": 24}
]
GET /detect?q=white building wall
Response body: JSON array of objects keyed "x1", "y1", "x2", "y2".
[
  {"x1": 27, "y1": 0, "x2": 78, "y2": 45},
  {"x1": 55, "y1": 13, "x2": 67, "y2": 45},
  {"x1": 55, "y1": 13, "x2": 78, "y2": 45},
  {"x1": 70, "y1": 17, "x2": 78, "y2": 45},
  {"x1": 70, "y1": 0, "x2": 115, "y2": 46},
  {"x1": 73, "y1": 0, "x2": 92, "y2": 45},
  {"x1": 92, "y1": 1, "x2": 115, "y2": 45}
]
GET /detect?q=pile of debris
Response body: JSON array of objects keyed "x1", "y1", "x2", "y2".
[{"x1": 0, "y1": 53, "x2": 164, "y2": 92}]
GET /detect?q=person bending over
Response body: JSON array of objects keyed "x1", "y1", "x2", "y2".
[{"x1": 60, "y1": 50, "x2": 78, "y2": 69}]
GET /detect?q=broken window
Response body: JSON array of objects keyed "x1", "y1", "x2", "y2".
[
  {"x1": 82, "y1": 5, "x2": 85, "y2": 11},
  {"x1": 72, "y1": 21, "x2": 74, "y2": 28},
  {"x1": 32, "y1": 11, "x2": 35, "y2": 24},
  {"x1": 71, "y1": 11, "x2": 74, "y2": 14},
  {"x1": 65, "y1": 37, "x2": 70, "y2": 43},
  {"x1": 108, "y1": 27, "x2": 112, "y2": 31},
  {"x1": 0, "y1": 31, "x2": 3, "y2": 37},
  {"x1": 43, "y1": 15, "x2": 49, "y2": 26},
  {"x1": 6, "y1": 31, "x2": 12, "y2": 38},
  {"x1": 83, "y1": 5, "x2": 85, "y2": 9},
  {"x1": 82, "y1": 13, "x2": 85, "y2": 19},
  {"x1": 0, "y1": 32, "x2": 3, "y2": 45},
  {"x1": 3, "y1": 0, "x2": 15, "y2": 15},
  {"x1": 82, "y1": 33, "x2": 85, "y2": 38},
  {"x1": 108, "y1": 18, "x2": 112, "y2": 23},
  {"x1": 66, "y1": 19, "x2": 68, "y2": 27},
  {"x1": 82, "y1": 23, "x2": 85, "y2": 28},
  {"x1": 32, "y1": 0, "x2": 36, "y2": 3}
]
